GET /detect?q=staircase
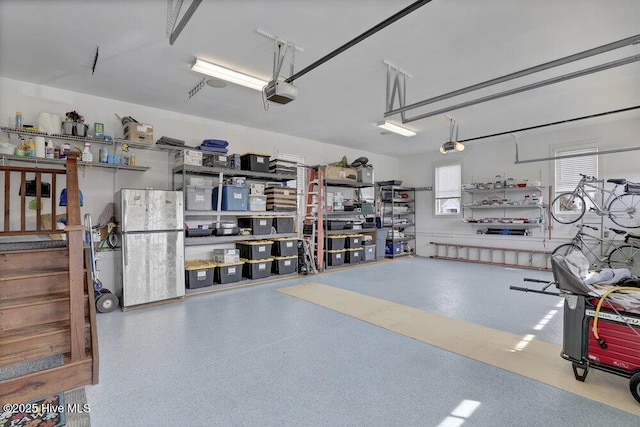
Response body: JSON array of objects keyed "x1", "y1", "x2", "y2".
[{"x1": 0, "y1": 152, "x2": 99, "y2": 405}]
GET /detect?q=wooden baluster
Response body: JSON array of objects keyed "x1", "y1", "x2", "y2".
[
  {"x1": 35, "y1": 172, "x2": 42, "y2": 230},
  {"x1": 51, "y1": 173, "x2": 57, "y2": 233},
  {"x1": 3, "y1": 170, "x2": 9, "y2": 232}
]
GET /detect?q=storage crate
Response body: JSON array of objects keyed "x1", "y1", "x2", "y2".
[
  {"x1": 212, "y1": 185, "x2": 249, "y2": 211},
  {"x1": 185, "y1": 177, "x2": 214, "y2": 187},
  {"x1": 345, "y1": 234, "x2": 364, "y2": 248},
  {"x1": 212, "y1": 248, "x2": 240, "y2": 264},
  {"x1": 185, "y1": 186, "x2": 214, "y2": 211},
  {"x1": 326, "y1": 249, "x2": 345, "y2": 266},
  {"x1": 175, "y1": 149, "x2": 202, "y2": 166},
  {"x1": 240, "y1": 153, "x2": 270, "y2": 172},
  {"x1": 273, "y1": 215, "x2": 295, "y2": 233},
  {"x1": 327, "y1": 235, "x2": 346, "y2": 250},
  {"x1": 249, "y1": 183, "x2": 265, "y2": 195},
  {"x1": 272, "y1": 255, "x2": 297, "y2": 275},
  {"x1": 269, "y1": 159, "x2": 297, "y2": 175},
  {"x1": 356, "y1": 166, "x2": 374, "y2": 184},
  {"x1": 185, "y1": 260, "x2": 216, "y2": 289},
  {"x1": 214, "y1": 261, "x2": 244, "y2": 284},
  {"x1": 271, "y1": 237, "x2": 298, "y2": 257},
  {"x1": 385, "y1": 242, "x2": 403, "y2": 255},
  {"x1": 362, "y1": 244, "x2": 376, "y2": 262},
  {"x1": 202, "y1": 153, "x2": 230, "y2": 168},
  {"x1": 265, "y1": 187, "x2": 296, "y2": 211},
  {"x1": 326, "y1": 220, "x2": 346, "y2": 230},
  {"x1": 236, "y1": 240, "x2": 274, "y2": 260},
  {"x1": 243, "y1": 258, "x2": 273, "y2": 280},
  {"x1": 237, "y1": 216, "x2": 272, "y2": 235},
  {"x1": 248, "y1": 195, "x2": 267, "y2": 212},
  {"x1": 345, "y1": 248, "x2": 363, "y2": 264}
]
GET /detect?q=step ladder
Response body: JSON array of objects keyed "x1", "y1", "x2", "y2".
[
  {"x1": 430, "y1": 241, "x2": 552, "y2": 271},
  {"x1": 303, "y1": 166, "x2": 325, "y2": 271}
]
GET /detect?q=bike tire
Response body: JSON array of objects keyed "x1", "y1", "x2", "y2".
[
  {"x1": 550, "y1": 192, "x2": 586, "y2": 224},
  {"x1": 608, "y1": 244, "x2": 640, "y2": 276},
  {"x1": 552, "y1": 243, "x2": 582, "y2": 257},
  {"x1": 608, "y1": 193, "x2": 640, "y2": 228}
]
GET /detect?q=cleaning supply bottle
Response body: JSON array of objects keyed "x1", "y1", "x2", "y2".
[
  {"x1": 27, "y1": 137, "x2": 36, "y2": 157},
  {"x1": 15, "y1": 112, "x2": 22, "y2": 130},
  {"x1": 82, "y1": 142, "x2": 93, "y2": 162},
  {"x1": 100, "y1": 146, "x2": 108, "y2": 163}
]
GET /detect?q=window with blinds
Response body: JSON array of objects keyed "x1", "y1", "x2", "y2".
[
  {"x1": 435, "y1": 163, "x2": 461, "y2": 215},
  {"x1": 554, "y1": 146, "x2": 598, "y2": 212},
  {"x1": 555, "y1": 147, "x2": 598, "y2": 193}
]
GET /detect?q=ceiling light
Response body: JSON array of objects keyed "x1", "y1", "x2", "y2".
[
  {"x1": 191, "y1": 58, "x2": 267, "y2": 91},
  {"x1": 377, "y1": 121, "x2": 416, "y2": 137},
  {"x1": 440, "y1": 117, "x2": 465, "y2": 155}
]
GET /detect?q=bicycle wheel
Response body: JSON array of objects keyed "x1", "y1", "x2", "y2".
[
  {"x1": 608, "y1": 193, "x2": 640, "y2": 228},
  {"x1": 553, "y1": 243, "x2": 582, "y2": 256},
  {"x1": 608, "y1": 244, "x2": 640, "y2": 276},
  {"x1": 551, "y1": 192, "x2": 586, "y2": 224}
]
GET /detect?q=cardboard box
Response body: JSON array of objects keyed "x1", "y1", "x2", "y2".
[
  {"x1": 123, "y1": 122, "x2": 154, "y2": 144},
  {"x1": 325, "y1": 166, "x2": 357, "y2": 181},
  {"x1": 175, "y1": 149, "x2": 203, "y2": 167}
]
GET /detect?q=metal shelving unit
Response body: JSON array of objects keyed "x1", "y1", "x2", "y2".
[
  {"x1": 462, "y1": 185, "x2": 547, "y2": 235},
  {"x1": 379, "y1": 185, "x2": 416, "y2": 258},
  {"x1": 1, "y1": 126, "x2": 150, "y2": 171}
]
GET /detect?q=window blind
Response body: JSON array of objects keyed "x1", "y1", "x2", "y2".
[
  {"x1": 435, "y1": 164, "x2": 461, "y2": 199},
  {"x1": 555, "y1": 147, "x2": 598, "y2": 193}
]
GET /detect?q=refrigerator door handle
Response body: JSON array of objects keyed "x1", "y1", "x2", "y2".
[{"x1": 123, "y1": 237, "x2": 128, "y2": 266}]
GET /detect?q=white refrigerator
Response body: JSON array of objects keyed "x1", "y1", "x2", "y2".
[{"x1": 115, "y1": 189, "x2": 185, "y2": 308}]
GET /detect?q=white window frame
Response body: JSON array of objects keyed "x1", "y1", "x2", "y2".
[{"x1": 434, "y1": 162, "x2": 462, "y2": 216}]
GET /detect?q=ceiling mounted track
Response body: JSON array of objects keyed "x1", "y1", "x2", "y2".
[
  {"x1": 167, "y1": 0, "x2": 202, "y2": 45},
  {"x1": 383, "y1": 33, "x2": 640, "y2": 120},
  {"x1": 285, "y1": 0, "x2": 432, "y2": 84}
]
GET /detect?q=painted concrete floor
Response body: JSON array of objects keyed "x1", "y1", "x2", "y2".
[{"x1": 85, "y1": 258, "x2": 639, "y2": 426}]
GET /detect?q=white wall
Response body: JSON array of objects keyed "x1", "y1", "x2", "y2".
[
  {"x1": 399, "y1": 115, "x2": 640, "y2": 267},
  {"x1": 0, "y1": 76, "x2": 400, "y2": 226}
]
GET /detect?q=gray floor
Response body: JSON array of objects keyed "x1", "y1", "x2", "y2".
[{"x1": 85, "y1": 258, "x2": 639, "y2": 426}]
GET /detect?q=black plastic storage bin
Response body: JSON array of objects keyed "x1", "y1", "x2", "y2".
[
  {"x1": 273, "y1": 215, "x2": 295, "y2": 233},
  {"x1": 326, "y1": 220, "x2": 346, "y2": 230},
  {"x1": 185, "y1": 260, "x2": 216, "y2": 289},
  {"x1": 243, "y1": 258, "x2": 273, "y2": 280},
  {"x1": 272, "y1": 255, "x2": 297, "y2": 275},
  {"x1": 236, "y1": 240, "x2": 274, "y2": 260},
  {"x1": 237, "y1": 216, "x2": 273, "y2": 235},
  {"x1": 345, "y1": 248, "x2": 363, "y2": 264},
  {"x1": 203, "y1": 153, "x2": 230, "y2": 168},
  {"x1": 326, "y1": 235, "x2": 346, "y2": 250},
  {"x1": 240, "y1": 153, "x2": 270, "y2": 172},
  {"x1": 271, "y1": 237, "x2": 298, "y2": 257},
  {"x1": 326, "y1": 249, "x2": 346, "y2": 267},
  {"x1": 345, "y1": 234, "x2": 364, "y2": 248},
  {"x1": 214, "y1": 261, "x2": 244, "y2": 284}
]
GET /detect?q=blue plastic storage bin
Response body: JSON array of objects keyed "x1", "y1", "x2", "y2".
[
  {"x1": 385, "y1": 242, "x2": 402, "y2": 255},
  {"x1": 212, "y1": 185, "x2": 249, "y2": 211}
]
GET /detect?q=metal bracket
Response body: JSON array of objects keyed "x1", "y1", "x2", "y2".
[
  {"x1": 383, "y1": 60, "x2": 412, "y2": 122},
  {"x1": 188, "y1": 78, "x2": 205, "y2": 99},
  {"x1": 167, "y1": 0, "x2": 202, "y2": 46},
  {"x1": 257, "y1": 28, "x2": 303, "y2": 82}
]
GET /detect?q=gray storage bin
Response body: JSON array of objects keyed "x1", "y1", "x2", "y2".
[{"x1": 185, "y1": 186, "x2": 213, "y2": 210}]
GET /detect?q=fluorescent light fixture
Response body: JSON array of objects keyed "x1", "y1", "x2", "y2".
[
  {"x1": 191, "y1": 58, "x2": 267, "y2": 91},
  {"x1": 377, "y1": 120, "x2": 416, "y2": 137}
]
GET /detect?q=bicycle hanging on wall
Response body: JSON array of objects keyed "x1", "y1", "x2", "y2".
[
  {"x1": 552, "y1": 224, "x2": 640, "y2": 276},
  {"x1": 550, "y1": 174, "x2": 640, "y2": 228}
]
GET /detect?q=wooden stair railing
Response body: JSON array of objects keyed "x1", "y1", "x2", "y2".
[{"x1": 0, "y1": 152, "x2": 98, "y2": 404}]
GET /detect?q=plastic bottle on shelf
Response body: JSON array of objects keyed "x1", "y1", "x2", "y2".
[
  {"x1": 100, "y1": 146, "x2": 108, "y2": 163},
  {"x1": 15, "y1": 112, "x2": 22, "y2": 130},
  {"x1": 45, "y1": 140, "x2": 54, "y2": 159},
  {"x1": 82, "y1": 142, "x2": 93, "y2": 162},
  {"x1": 129, "y1": 152, "x2": 136, "y2": 166},
  {"x1": 27, "y1": 137, "x2": 36, "y2": 157}
]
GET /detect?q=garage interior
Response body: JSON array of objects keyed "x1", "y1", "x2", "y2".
[{"x1": 0, "y1": 1, "x2": 639, "y2": 426}]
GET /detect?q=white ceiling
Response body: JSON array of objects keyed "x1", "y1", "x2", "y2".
[{"x1": 1, "y1": 0, "x2": 639, "y2": 157}]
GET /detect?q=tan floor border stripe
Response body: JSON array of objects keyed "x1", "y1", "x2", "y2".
[{"x1": 278, "y1": 282, "x2": 640, "y2": 416}]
